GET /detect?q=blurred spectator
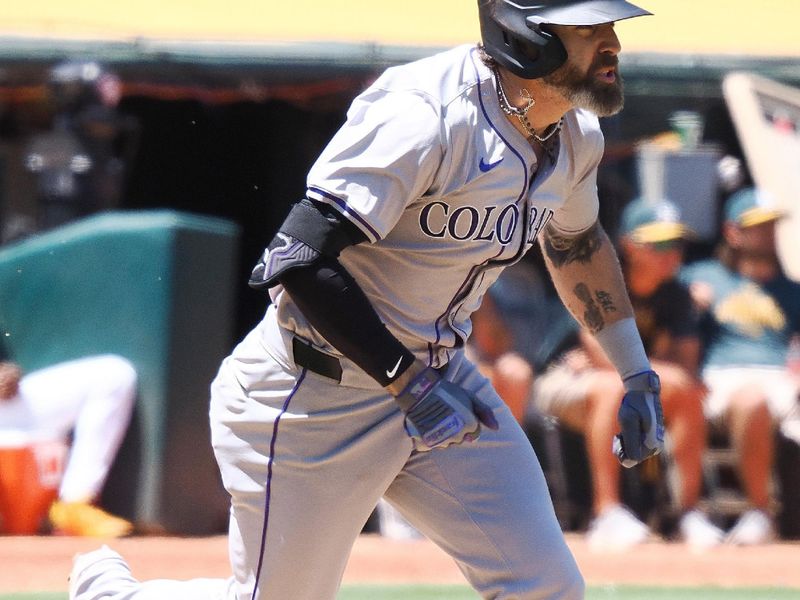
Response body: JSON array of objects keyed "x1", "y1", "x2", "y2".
[
  {"x1": 468, "y1": 291, "x2": 535, "y2": 425},
  {"x1": 0, "y1": 354, "x2": 137, "y2": 537},
  {"x1": 482, "y1": 255, "x2": 580, "y2": 381},
  {"x1": 681, "y1": 186, "x2": 800, "y2": 545},
  {"x1": 20, "y1": 60, "x2": 138, "y2": 235},
  {"x1": 533, "y1": 198, "x2": 719, "y2": 550}
]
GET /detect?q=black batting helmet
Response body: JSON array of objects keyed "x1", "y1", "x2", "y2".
[{"x1": 478, "y1": 0, "x2": 651, "y2": 79}]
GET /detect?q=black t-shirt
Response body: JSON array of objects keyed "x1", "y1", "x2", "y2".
[{"x1": 629, "y1": 279, "x2": 700, "y2": 355}]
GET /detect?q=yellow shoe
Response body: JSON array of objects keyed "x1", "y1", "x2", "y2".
[{"x1": 49, "y1": 500, "x2": 133, "y2": 538}]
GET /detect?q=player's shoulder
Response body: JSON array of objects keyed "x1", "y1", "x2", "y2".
[
  {"x1": 563, "y1": 109, "x2": 603, "y2": 145},
  {"x1": 559, "y1": 108, "x2": 604, "y2": 171},
  {"x1": 370, "y1": 44, "x2": 489, "y2": 107}
]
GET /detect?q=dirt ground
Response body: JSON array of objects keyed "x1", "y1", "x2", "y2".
[{"x1": 1, "y1": 533, "x2": 800, "y2": 593}]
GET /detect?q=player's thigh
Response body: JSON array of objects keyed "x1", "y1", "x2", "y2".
[
  {"x1": 16, "y1": 358, "x2": 109, "y2": 434},
  {"x1": 210, "y1": 356, "x2": 412, "y2": 599},
  {"x1": 386, "y1": 361, "x2": 583, "y2": 599},
  {"x1": 533, "y1": 363, "x2": 602, "y2": 431},
  {"x1": 703, "y1": 366, "x2": 794, "y2": 421}
]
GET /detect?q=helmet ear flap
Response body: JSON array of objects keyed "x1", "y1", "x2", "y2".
[
  {"x1": 519, "y1": 20, "x2": 567, "y2": 71},
  {"x1": 479, "y1": 2, "x2": 568, "y2": 79}
]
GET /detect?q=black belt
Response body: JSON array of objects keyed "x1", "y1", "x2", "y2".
[
  {"x1": 292, "y1": 336, "x2": 449, "y2": 384},
  {"x1": 292, "y1": 337, "x2": 343, "y2": 383}
]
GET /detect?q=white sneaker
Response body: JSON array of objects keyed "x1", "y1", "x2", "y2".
[
  {"x1": 69, "y1": 545, "x2": 136, "y2": 600},
  {"x1": 726, "y1": 509, "x2": 776, "y2": 545},
  {"x1": 586, "y1": 505, "x2": 650, "y2": 551},
  {"x1": 679, "y1": 510, "x2": 724, "y2": 550}
]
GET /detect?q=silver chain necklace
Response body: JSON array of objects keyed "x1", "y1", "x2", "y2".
[{"x1": 494, "y1": 69, "x2": 562, "y2": 146}]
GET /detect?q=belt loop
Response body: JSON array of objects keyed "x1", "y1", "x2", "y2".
[{"x1": 292, "y1": 337, "x2": 343, "y2": 383}]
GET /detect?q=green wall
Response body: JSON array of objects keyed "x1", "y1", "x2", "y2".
[{"x1": 0, "y1": 210, "x2": 240, "y2": 534}]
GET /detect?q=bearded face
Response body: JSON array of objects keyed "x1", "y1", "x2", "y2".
[{"x1": 542, "y1": 54, "x2": 625, "y2": 117}]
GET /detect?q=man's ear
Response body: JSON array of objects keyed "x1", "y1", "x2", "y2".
[{"x1": 723, "y1": 221, "x2": 742, "y2": 248}]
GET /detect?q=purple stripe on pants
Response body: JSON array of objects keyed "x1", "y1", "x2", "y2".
[{"x1": 252, "y1": 368, "x2": 307, "y2": 598}]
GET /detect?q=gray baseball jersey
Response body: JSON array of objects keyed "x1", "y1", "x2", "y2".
[
  {"x1": 274, "y1": 43, "x2": 601, "y2": 377},
  {"x1": 70, "y1": 43, "x2": 598, "y2": 600}
]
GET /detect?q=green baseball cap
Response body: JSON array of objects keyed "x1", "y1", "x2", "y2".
[
  {"x1": 619, "y1": 197, "x2": 692, "y2": 243},
  {"x1": 724, "y1": 187, "x2": 785, "y2": 228}
]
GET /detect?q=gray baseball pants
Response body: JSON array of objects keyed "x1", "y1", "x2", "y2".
[{"x1": 70, "y1": 317, "x2": 584, "y2": 600}]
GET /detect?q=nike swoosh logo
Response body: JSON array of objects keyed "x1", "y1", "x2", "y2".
[
  {"x1": 386, "y1": 356, "x2": 404, "y2": 379},
  {"x1": 479, "y1": 157, "x2": 504, "y2": 172}
]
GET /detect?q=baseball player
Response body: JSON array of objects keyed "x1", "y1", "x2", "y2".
[
  {"x1": 69, "y1": 1, "x2": 663, "y2": 598},
  {"x1": 0, "y1": 354, "x2": 136, "y2": 536}
]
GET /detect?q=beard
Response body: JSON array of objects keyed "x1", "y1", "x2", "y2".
[{"x1": 542, "y1": 56, "x2": 625, "y2": 117}]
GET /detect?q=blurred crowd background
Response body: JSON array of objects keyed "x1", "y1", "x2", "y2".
[{"x1": 0, "y1": 1, "x2": 798, "y2": 548}]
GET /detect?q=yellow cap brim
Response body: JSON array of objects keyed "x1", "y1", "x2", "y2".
[
  {"x1": 737, "y1": 208, "x2": 785, "y2": 228},
  {"x1": 630, "y1": 222, "x2": 692, "y2": 243}
]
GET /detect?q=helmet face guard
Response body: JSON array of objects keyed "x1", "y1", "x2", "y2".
[{"x1": 478, "y1": 0, "x2": 651, "y2": 79}]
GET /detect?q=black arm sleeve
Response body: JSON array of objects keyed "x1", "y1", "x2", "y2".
[
  {"x1": 279, "y1": 256, "x2": 416, "y2": 387},
  {"x1": 249, "y1": 199, "x2": 368, "y2": 290}
]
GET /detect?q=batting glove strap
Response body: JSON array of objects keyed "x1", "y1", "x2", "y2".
[
  {"x1": 394, "y1": 367, "x2": 439, "y2": 412},
  {"x1": 397, "y1": 367, "x2": 482, "y2": 452},
  {"x1": 623, "y1": 369, "x2": 661, "y2": 393},
  {"x1": 614, "y1": 370, "x2": 665, "y2": 468}
]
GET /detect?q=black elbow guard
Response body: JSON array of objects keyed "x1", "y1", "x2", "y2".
[
  {"x1": 248, "y1": 198, "x2": 366, "y2": 290},
  {"x1": 248, "y1": 233, "x2": 320, "y2": 290}
]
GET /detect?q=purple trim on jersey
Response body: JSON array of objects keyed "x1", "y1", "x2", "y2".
[
  {"x1": 431, "y1": 49, "x2": 532, "y2": 351},
  {"x1": 252, "y1": 368, "x2": 307, "y2": 598},
  {"x1": 470, "y1": 48, "x2": 531, "y2": 265},
  {"x1": 307, "y1": 186, "x2": 382, "y2": 242}
]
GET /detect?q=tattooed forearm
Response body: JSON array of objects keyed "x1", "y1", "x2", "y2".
[
  {"x1": 595, "y1": 290, "x2": 617, "y2": 314},
  {"x1": 543, "y1": 221, "x2": 629, "y2": 332},
  {"x1": 574, "y1": 283, "x2": 604, "y2": 332},
  {"x1": 542, "y1": 222, "x2": 603, "y2": 268}
]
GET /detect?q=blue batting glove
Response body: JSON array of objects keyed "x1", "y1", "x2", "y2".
[
  {"x1": 613, "y1": 370, "x2": 665, "y2": 468},
  {"x1": 397, "y1": 367, "x2": 498, "y2": 452}
]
